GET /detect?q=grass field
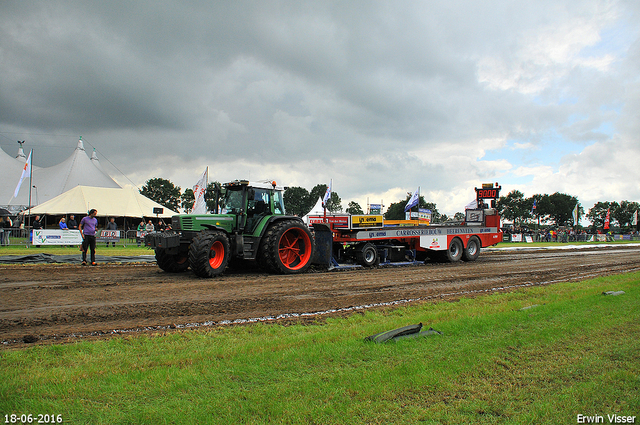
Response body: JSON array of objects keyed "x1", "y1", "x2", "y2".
[{"x1": 1, "y1": 272, "x2": 638, "y2": 424}]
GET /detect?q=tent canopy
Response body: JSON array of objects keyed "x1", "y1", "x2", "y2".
[
  {"x1": 27, "y1": 186, "x2": 177, "y2": 218},
  {"x1": 302, "y1": 197, "x2": 325, "y2": 223}
]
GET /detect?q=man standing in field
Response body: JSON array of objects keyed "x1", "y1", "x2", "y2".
[{"x1": 79, "y1": 209, "x2": 98, "y2": 266}]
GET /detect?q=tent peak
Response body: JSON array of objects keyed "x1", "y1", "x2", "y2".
[{"x1": 76, "y1": 137, "x2": 85, "y2": 151}]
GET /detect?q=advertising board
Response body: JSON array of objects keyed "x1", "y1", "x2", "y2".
[
  {"x1": 31, "y1": 230, "x2": 83, "y2": 245},
  {"x1": 351, "y1": 215, "x2": 383, "y2": 228}
]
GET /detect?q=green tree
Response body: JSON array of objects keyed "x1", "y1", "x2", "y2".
[
  {"x1": 309, "y1": 184, "x2": 341, "y2": 213},
  {"x1": 613, "y1": 201, "x2": 640, "y2": 230},
  {"x1": 587, "y1": 201, "x2": 619, "y2": 231},
  {"x1": 537, "y1": 192, "x2": 580, "y2": 226},
  {"x1": 346, "y1": 201, "x2": 364, "y2": 215},
  {"x1": 497, "y1": 190, "x2": 530, "y2": 225},
  {"x1": 140, "y1": 178, "x2": 181, "y2": 212},
  {"x1": 181, "y1": 188, "x2": 195, "y2": 212},
  {"x1": 205, "y1": 182, "x2": 222, "y2": 213},
  {"x1": 384, "y1": 194, "x2": 439, "y2": 221},
  {"x1": 284, "y1": 186, "x2": 312, "y2": 217},
  {"x1": 454, "y1": 212, "x2": 465, "y2": 221}
]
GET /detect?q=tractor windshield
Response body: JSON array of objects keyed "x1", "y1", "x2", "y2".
[{"x1": 221, "y1": 189, "x2": 243, "y2": 213}]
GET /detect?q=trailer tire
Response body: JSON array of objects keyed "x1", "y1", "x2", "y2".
[
  {"x1": 462, "y1": 237, "x2": 481, "y2": 262},
  {"x1": 259, "y1": 220, "x2": 314, "y2": 274},
  {"x1": 189, "y1": 230, "x2": 231, "y2": 277},
  {"x1": 356, "y1": 243, "x2": 379, "y2": 267},
  {"x1": 155, "y1": 248, "x2": 189, "y2": 273},
  {"x1": 446, "y1": 238, "x2": 463, "y2": 262}
]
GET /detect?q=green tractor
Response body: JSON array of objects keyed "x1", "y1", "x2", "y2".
[{"x1": 145, "y1": 180, "x2": 317, "y2": 277}]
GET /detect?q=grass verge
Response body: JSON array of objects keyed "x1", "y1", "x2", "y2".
[{"x1": 1, "y1": 273, "x2": 639, "y2": 424}]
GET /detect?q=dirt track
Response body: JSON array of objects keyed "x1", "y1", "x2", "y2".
[{"x1": 2, "y1": 246, "x2": 640, "y2": 347}]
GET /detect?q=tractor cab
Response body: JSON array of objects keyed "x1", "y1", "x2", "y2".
[{"x1": 221, "y1": 180, "x2": 286, "y2": 234}]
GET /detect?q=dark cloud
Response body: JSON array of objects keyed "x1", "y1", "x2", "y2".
[{"x1": 1, "y1": 0, "x2": 638, "y2": 213}]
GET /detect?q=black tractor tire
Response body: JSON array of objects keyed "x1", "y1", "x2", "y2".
[
  {"x1": 258, "y1": 220, "x2": 314, "y2": 274},
  {"x1": 462, "y1": 236, "x2": 481, "y2": 261},
  {"x1": 445, "y1": 238, "x2": 463, "y2": 262},
  {"x1": 356, "y1": 243, "x2": 379, "y2": 267},
  {"x1": 189, "y1": 230, "x2": 231, "y2": 278},
  {"x1": 155, "y1": 248, "x2": 189, "y2": 273}
]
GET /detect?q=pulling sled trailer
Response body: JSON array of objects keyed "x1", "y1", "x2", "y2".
[{"x1": 309, "y1": 183, "x2": 503, "y2": 268}]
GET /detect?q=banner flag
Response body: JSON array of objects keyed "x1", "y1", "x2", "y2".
[
  {"x1": 604, "y1": 208, "x2": 610, "y2": 230},
  {"x1": 633, "y1": 210, "x2": 638, "y2": 226},
  {"x1": 191, "y1": 167, "x2": 208, "y2": 214},
  {"x1": 322, "y1": 179, "x2": 332, "y2": 208},
  {"x1": 13, "y1": 150, "x2": 32, "y2": 199},
  {"x1": 572, "y1": 203, "x2": 579, "y2": 225},
  {"x1": 531, "y1": 199, "x2": 537, "y2": 215},
  {"x1": 405, "y1": 187, "x2": 420, "y2": 212}
]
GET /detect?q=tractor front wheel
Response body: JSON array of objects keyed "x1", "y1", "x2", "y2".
[
  {"x1": 189, "y1": 230, "x2": 231, "y2": 278},
  {"x1": 155, "y1": 248, "x2": 189, "y2": 273}
]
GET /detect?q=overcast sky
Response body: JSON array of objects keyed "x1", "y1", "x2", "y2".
[{"x1": 1, "y1": 0, "x2": 639, "y2": 216}]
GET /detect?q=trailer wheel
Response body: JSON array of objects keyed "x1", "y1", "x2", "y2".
[
  {"x1": 155, "y1": 248, "x2": 189, "y2": 273},
  {"x1": 356, "y1": 243, "x2": 379, "y2": 267},
  {"x1": 462, "y1": 237, "x2": 481, "y2": 261},
  {"x1": 259, "y1": 220, "x2": 314, "y2": 274},
  {"x1": 189, "y1": 230, "x2": 230, "y2": 277},
  {"x1": 446, "y1": 238, "x2": 463, "y2": 262}
]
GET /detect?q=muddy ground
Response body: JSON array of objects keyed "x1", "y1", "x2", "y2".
[{"x1": 2, "y1": 246, "x2": 640, "y2": 347}]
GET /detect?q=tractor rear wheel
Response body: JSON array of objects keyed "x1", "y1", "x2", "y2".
[
  {"x1": 462, "y1": 236, "x2": 481, "y2": 261},
  {"x1": 155, "y1": 248, "x2": 189, "y2": 273},
  {"x1": 446, "y1": 238, "x2": 463, "y2": 262},
  {"x1": 189, "y1": 230, "x2": 231, "y2": 277},
  {"x1": 259, "y1": 220, "x2": 314, "y2": 274}
]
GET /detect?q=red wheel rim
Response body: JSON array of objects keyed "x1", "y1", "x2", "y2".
[
  {"x1": 209, "y1": 240, "x2": 225, "y2": 269},
  {"x1": 278, "y1": 228, "x2": 312, "y2": 270}
]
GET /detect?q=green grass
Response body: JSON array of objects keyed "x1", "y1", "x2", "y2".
[{"x1": 1, "y1": 272, "x2": 639, "y2": 424}]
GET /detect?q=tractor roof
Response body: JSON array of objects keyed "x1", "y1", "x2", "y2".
[{"x1": 224, "y1": 180, "x2": 285, "y2": 191}]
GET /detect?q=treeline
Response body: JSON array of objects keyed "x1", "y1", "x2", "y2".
[
  {"x1": 139, "y1": 178, "x2": 345, "y2": 217},
  {"x1": 497, "y1": 190, "x2": 639, "y2": 232}
]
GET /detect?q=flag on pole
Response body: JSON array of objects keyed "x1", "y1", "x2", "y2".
[
  {"x1": 633, "y1": 210, "x2": 638, "y2": 226},
  {"x1": 191, "y1": 167, "x2": 208, "y2": 214},
  {"x1": 572, "y1": 203, "x2": 579, "y2": 225},
  {"x1": 322, "y1": 179, "x2": 332, "y2": 209},
  {"x1": 465, "y1": 199, "x2": 477, "y2": 210},
  {"x1": 531, "y1": 199, "x2": 537, "y2": 215},
  {"x1": 13, "y1": 150, "x2": 32, "y2": 198},
  {"x1": 405, "y1": 187, "x2": 420, "y2": 212},
  {"x1": 604, "y1": 208, "x2": 610, "y2": 230}
]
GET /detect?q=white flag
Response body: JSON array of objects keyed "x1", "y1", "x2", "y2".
[
  {"x1": 405, "y1": 187, "x2": 420, "y2": 212},
  {"x1": 322, "y1": 179, "x2": 332, "y2": 208},
  {"x1": 13, "y1": 150, "x2": 32, "y2": 198},
  {"x1": 633, "y1": 210, "x2": 638, "y2": 226},
  {"x1": 465, "y1": 199, "x2": 477, "y2": 210},
  {"x1": 572, "y1": 203, "x2": 579, "y2": 225},
  {"x1": 191, "y1": 167, "x2": 208, "y2": 214}
]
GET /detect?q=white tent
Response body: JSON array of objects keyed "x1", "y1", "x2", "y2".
[
  {"x1": 27, "y1": 186, "x2": 177, "y2": 218},
  {"x1": 2, "y1": 138, "x2": 120, "y2": 211},
  {"x1": 302, "y1": 197, "x2": 325, "y2": 224}
]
